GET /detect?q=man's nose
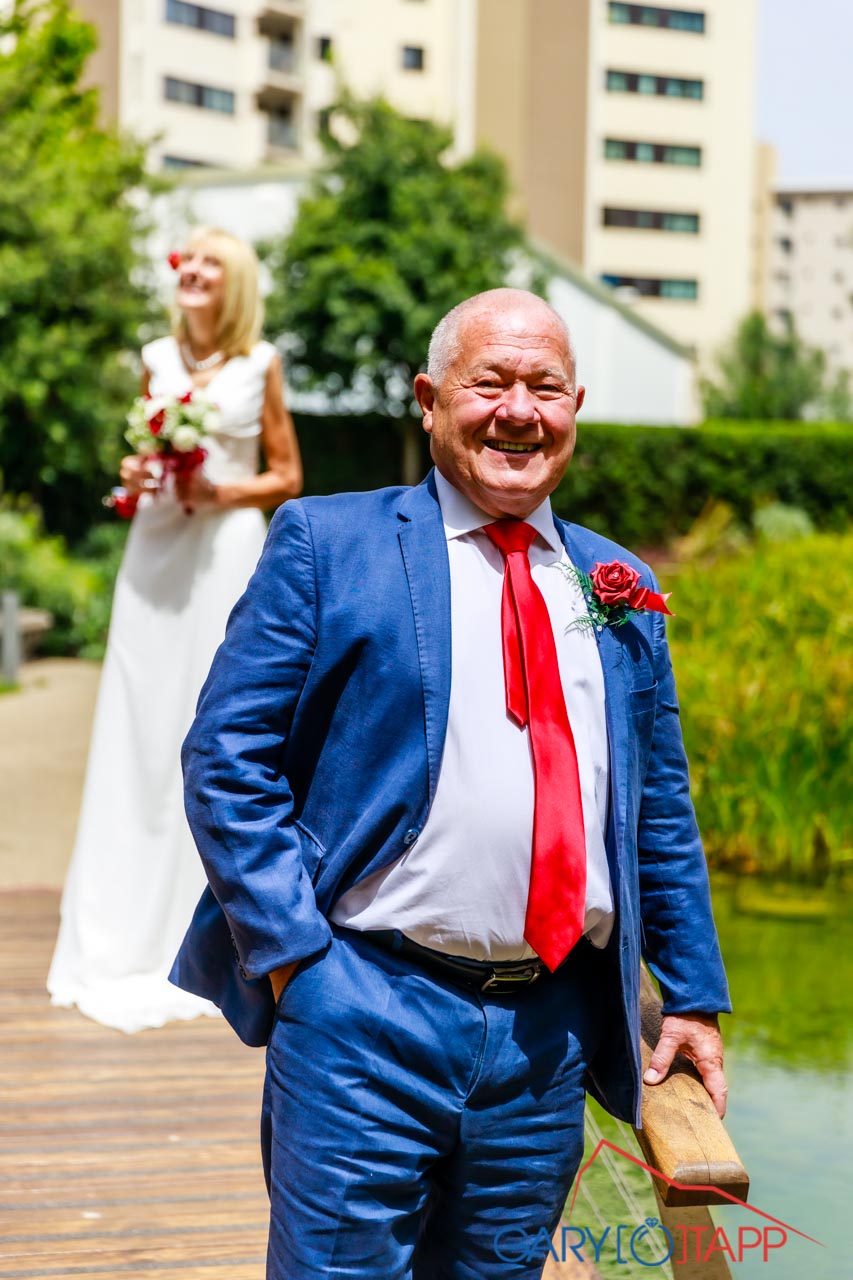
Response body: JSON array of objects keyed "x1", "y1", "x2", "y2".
[{"x1": 494, "y1": 382, "x2": 538, "y2": 425}]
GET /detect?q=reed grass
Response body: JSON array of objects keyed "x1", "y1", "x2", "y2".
[{"x1": 668, "y1": 530, "x2": 852, "y2": 879}]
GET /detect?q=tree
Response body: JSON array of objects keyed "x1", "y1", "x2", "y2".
[
  {"x1": 700, "y1": 312, "x2": 827, "y2": 421},
  {"x1": 263, "y1": 94, "x2": 533, "y2": 484},
  {"x1": 0, "y1": 0, "x2": 161, "y2": 542}
]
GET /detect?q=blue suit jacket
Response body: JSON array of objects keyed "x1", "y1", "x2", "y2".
[{"x1": 172, "y1": 472, "x2": 730, "y2": 1124}]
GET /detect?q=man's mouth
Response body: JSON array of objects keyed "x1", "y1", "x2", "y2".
[{"x1": 484, "y1": 440, "x2": 541, "y2": 454}]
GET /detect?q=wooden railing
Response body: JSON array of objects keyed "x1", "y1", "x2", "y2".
[
  {"x1": 546, "y1": 968, "x2": 749, "y2": 1278},
  {"x1": 634, "y1": 968, "x2": 748, "y2": 1277}
]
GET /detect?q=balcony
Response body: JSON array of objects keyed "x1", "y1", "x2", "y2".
[{"x1": 257, "y1": 3, "x2": 302, "y2": 40}]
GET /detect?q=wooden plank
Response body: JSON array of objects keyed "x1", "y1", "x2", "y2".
[
  {"x1": 634, "y1": 968, "x2": 749, "y2": 1209},
  {"x1": 0, "y1": 890, "x2": 271, "y2": 1280}
]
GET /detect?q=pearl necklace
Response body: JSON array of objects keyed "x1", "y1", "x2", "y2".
[{"x1": 182, "y1": 342, "x2": 225, "y2": 372}]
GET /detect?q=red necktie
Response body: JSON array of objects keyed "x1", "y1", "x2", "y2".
[{"x1": 485, "y1": 520, "x2": 587, "y2": 970}]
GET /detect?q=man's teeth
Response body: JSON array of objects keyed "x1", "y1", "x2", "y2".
[{"x1": 488, "y1": 441, "x2": 539, "y2": 453}]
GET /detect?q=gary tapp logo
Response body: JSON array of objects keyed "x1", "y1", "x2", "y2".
[{"x1": 493, "y1": 1140, "x2": 824, "y2": 1268}]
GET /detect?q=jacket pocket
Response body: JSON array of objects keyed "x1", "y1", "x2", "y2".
[
  {"x1": 629, "y1": 682, "x2": 658, "y2": 717},
  {"x1": 295, "y1": 820, "x2": 327, "y2": 882}
]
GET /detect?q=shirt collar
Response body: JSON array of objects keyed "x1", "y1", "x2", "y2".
[{"x1": 433, "y1": 468, "x2": 563, "y2": 554}]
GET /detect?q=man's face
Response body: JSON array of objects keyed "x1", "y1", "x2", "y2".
[{"x1": 415, "y1": 302, "x2": 584, "y2": 519}]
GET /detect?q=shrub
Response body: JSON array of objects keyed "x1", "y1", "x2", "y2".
[
  {"x1": 668, "y1": 530, "x2": 852, "y2": 877},
  {"x1": 0, "y1": 503, "x2": 123, "y2": 658},
  {"x1": 552, "y1": 420, "x2": 852, "y2": 547}
]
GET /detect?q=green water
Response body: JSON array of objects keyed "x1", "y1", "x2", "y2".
[
  {"x1": 710, "y1": 880, "x2": 852, "y2": 1279},
  {"x1": 571, "y1": 880, "x2": 852, "y2": 1278}
]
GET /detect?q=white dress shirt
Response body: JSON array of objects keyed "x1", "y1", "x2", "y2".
[{"x1": 331, "y1": 470, "x2": 614, "y2": 960}]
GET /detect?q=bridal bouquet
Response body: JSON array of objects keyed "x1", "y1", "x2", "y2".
[{"x1": 106, "y1": 392, "x2": 219, "y2": 518}]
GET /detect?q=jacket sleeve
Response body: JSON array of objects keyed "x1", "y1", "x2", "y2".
[
  {"x1": 181, "y1": 500, "x2": 332, "y2": 979},
  {"x1": 635, "y1": 605, "x2": 732, "y2": 1017}
]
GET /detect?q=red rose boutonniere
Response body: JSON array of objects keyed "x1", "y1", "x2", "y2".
[{"x1": 560, "y1": 559, "x2": 673, "y2": 632}]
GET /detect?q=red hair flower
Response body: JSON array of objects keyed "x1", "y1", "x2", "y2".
[{"x1": 168, "y1": 251, "x2": 182, "y2": 271}]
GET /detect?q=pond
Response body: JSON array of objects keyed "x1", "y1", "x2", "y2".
[
  {"x1": 710, "y1": 878, "x2": 852, "y2": 1279},
  {"x1": 572, "y1": 877, "x2": 852, "y2": 1279}
]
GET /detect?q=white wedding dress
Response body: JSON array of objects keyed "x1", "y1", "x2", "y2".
[{"x1": 48, "y1": 337, "x2": 275, "y2": 1031}]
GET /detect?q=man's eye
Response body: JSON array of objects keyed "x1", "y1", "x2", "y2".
[{"x1": 536, "y1": 384, "x2": 562, "y2": 393}]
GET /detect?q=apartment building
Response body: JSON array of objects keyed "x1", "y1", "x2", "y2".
[
  {"x1": 78, "y1": 0, "x2": 756, "y2": 359},
  {"x1": 475, "y1": 0, "x2": 757, "y2": 360},
  {"x1": 76, "y1": 0, "x2": 473, "y2": 170},
  {"x1": 765, "y1": 182, "x2": 853, "y2": 379}
]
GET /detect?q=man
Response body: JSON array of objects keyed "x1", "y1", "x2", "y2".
[{"x1": 173, "y1": 289, "x2": 730, "y2": 1279}]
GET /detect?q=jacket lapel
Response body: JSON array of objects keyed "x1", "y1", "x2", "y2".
[
  {"x1": 397, "y1": 472, "x2": 452, "y2": 805},
  {"x1": 556, "y1": 520, "x2": 631, "y2": 878}
]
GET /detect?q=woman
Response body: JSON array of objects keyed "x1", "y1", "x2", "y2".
[{"x1": 48, "y1": 228, "x2": 302, "y2": 1031}]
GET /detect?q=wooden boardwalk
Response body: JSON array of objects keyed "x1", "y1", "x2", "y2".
[
  {"x1": 0, "y1": 889, "x2": 593, "y2": 1279},
  {"x1": 0, "y1": 890, "x2": 269, "y2": 1279}
]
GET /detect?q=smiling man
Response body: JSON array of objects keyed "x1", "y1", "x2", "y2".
[{"x1": 174, "y1": 288, "x2": 730, "y2": 1280}]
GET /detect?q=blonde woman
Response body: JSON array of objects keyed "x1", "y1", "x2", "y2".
[{"x1": 48, "y1": 228, "x2": 302, "y2": 1032}]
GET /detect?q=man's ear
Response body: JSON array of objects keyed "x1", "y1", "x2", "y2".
[
  {"x1": 413, "y1": 373, "x2": 436, "y2": 434},
  {"x1": 575, "y1": 385, "x2": 586, "y2": 413}
]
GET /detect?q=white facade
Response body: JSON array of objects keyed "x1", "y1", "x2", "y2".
[
  {"x1": 77, "y1": 0, "x2": 471, "y2": 171},
  {"x1": 153, "y1": 171, "x2": 697, "y2": 425},
  {"x1": 767, "y1": 183, "x2": 853, "y2": 379}
]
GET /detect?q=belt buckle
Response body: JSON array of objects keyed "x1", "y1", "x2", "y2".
[{"x1": 480, "y1": 965, "x2": 540, "y2": 993}]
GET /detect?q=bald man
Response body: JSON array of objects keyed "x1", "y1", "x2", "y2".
[{"x1": 174, "y1": 289, "x2": 730, "y2": 1279}]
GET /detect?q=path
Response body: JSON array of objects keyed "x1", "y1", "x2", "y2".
[{"x1": 0, "y1": 659, "x2": 100, "y2": 888}]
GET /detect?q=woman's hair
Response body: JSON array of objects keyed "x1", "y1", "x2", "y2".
[{"x1": 173, "y1": 226, "x2": 263, "y2": 357}]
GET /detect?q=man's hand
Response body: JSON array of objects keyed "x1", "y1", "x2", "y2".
[
  {"x1": 643, "y1": 1013, "x2": 728, "y2": 1118},
  {"x1": 269, "y1": 959, "x2": 301, "y2": 1003}
]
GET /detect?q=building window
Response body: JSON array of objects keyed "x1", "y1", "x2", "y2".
[
  {"x1": 601, "y1": 274, "x2": 699, "y2": 300},
  {"x1": 267, "y1": 108, "x2": 297, "y2": 150},
  {"x1": 608, "y1": 3, "x2": 705, "y2": 32},
  {"x1": 778, "y1": 236, "x2": 794, "y2": 255},
  {"x1": 269, "y1": 36, "x2": 296, "y2": 73},
  {"x1": 164, "y1": 76, "x2": 235, "y2": 114},
  {"x1": 165, "y1": 0, "x2": 235, "y2": 37},
  {"x1": 316, "y1": 35, "x2": 332, "y2": 60},
  {"x1": 603, "y1": 207, "x2": 700, "y2": 233},
  {"x1": 161, "y1": 155, "x2": 212, "y2": 169},
  {"x1": 778, "y1": 198, "x2": 794, "y2": 216},
  {"x1": 606, "y1": 69, "x2": 703, "y2": 99},
  {"x1": 604, "y1": 138, "x2": 702, "y2": 166},
  {"x1": 402, "y1": 45, "x2": 426, "y2": 70}
]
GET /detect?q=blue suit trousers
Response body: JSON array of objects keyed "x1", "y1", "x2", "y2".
[{"x1": 261, "y1": 927, "x2": 610, "y2": 1278}]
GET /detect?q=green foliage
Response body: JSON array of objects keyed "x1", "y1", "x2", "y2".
[
  {"x1": 553, "y1": 419, "x2": 851, "y2": 545},
  {"x1": 0, "y1": 502, "x2": 123, "y2": 657},
  {"x1": 264, "y1": 93, "x2": 530, "y2": 417},
  {"x1": 668, "y1": 531, "x2": 852, "y2": 877},
  {"x1": 700, "y1": 311, "x2": 827, "y2": 420},
  {"x1": 0, "y1": 0, "x2": 161, "y2": 541}
]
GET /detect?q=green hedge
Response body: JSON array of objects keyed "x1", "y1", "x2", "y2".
[
  {"x1": 669, "y1": 529, "x2": 852, "y2": 878},
  {"x1": 553, "y1": 420, "x2": 852, "y2": 546},
  {"x1": 294, "y1": 415, "x2": 852, "y2": 546}
]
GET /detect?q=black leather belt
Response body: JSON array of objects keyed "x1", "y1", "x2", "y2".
[{"x1": 354, "y1": 928, "x2": 549, "y2": 995}]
